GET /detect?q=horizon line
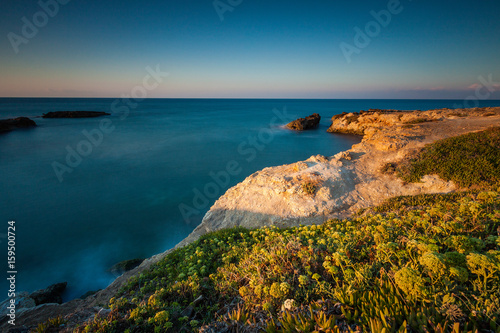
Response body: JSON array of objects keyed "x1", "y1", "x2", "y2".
[{"x1": 1, "y1": 97, "x2": 500, "y2": 101}]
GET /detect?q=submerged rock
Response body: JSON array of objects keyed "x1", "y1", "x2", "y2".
[
  {"x1": 29, "y1": 282, "x2": 67, "y2": 305},
  {"x1": 286, "y1": 113, "x2": 321, "y2": 130},
  {"x1": 109, "y1": 258, "x2": 144, "y2": 276},
  {"x1": 0, "y1": 117, "x2": 37, "y2": 133},
  {"x1": 42, "y1": 111, "x2": 110, "y2": 118}
]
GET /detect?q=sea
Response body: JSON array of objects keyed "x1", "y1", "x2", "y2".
[{"x1": 1, "y1": 98, "x2": 499, "y2": 301}]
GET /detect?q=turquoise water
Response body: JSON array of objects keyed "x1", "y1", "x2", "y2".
[{"x1": 0, "y1": 98, "x2": 499, "y2": 300}]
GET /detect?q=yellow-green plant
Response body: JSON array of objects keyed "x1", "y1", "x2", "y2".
[{"x1": 76, "y1": 190, "x2": 500, "y2": 332}]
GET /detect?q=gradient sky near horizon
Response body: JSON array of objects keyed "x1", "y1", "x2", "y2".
[{"x1": 1, "y1": 0, "x2": 499, "y2": 99}]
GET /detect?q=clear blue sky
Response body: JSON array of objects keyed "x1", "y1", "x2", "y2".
[{"x1": 1, "y1": 0, "x2": 499, "y2": 98}]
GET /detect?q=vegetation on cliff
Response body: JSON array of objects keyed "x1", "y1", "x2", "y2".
[
  {"x1": 397, "y1": 127, "x2": 500, "y2": 188},
  {"x1": 36, "y1": 127, "x2": 500, "y2": 333},
  {"x1": 70, "y1": 189, "x2": 500, "y2": 332}
]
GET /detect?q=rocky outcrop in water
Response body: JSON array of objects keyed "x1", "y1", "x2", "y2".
[
  {"x1": 30, "y1": 282, "x2": 67, "y2": 305},
  {"x1": 42, "y1": 111, "x2": 110, "y2": 118},
  {"x1": 286, "y1": 113, "x2": 321, "y2": 130},
  {"x1": 0, "y1": 117, "x2": 37, "y2": 133},
  {"x1": 109, "y1": 259, "x2": 144, "y2": 276}
]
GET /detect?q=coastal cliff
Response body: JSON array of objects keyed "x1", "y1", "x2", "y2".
[
  {"x1": 179, "y1": 107, "x2": 500, "y2": 247},
  {"x1": 5, "y1": 106, "x2": 500, "y2": 331}
]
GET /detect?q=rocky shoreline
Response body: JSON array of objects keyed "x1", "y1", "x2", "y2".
[{"x1": 3, "y1": 106, "x2": 500, "y2": 332}]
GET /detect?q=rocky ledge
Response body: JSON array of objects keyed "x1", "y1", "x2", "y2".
[
  {"x1": 326, "y1": 107, "x2": 499, "y2": 137},
  {"x1": 42, "y1": 111, "x2": 110, "y2": 118},
  {"x1": 179, "y1": 107, "x2": 500, "y2": 246},
  {"x1": 0, "y1": 117, "x2": 37, "y2": 133},
  {"x1": 286, "y1": 113, "x2": 321, "y2": 130}
]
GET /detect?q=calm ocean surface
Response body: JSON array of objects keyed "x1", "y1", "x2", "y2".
[{"x1": 1, "y1": 98, "x2": 500, "y2": 300}]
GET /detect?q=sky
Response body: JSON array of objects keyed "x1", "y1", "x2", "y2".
[{"x1": 0, "y1": 0, "x2": 499, "y2": 99}]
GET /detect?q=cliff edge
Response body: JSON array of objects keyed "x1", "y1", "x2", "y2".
[{"x1": 178, "y1": 107, "x2": 500, "y2": 247}]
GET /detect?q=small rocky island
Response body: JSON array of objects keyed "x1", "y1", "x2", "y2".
[
  {"x1": 0, "y1": 117, "x2": 37, "y2": 134},
  {"x1": 42, "y1": 111, "x2": 110, "y2": 119},
  {"x1": 286, "y1": 113, "x2": 321, "y2": 130}
]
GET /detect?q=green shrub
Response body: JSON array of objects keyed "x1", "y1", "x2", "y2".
[
  {"x1": 32, "y1": 316, "x2": 67, "y2": 333},
  {"x1": 301, "y1": 181, "x2": 318, "y2": 195},
  {"x1": 397, "y1": 127, "x2": 500, "y2": 188}
]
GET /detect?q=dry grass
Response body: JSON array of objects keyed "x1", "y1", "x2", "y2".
[{"x1": 299, "y1": 173, "x2": 323, "y2": 196}]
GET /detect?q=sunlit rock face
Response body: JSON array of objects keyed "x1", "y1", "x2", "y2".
[
  {"x1": 180, "y1": 107, "x2": 500, "y2": 246},
  {"x1": 286, "y1": 113, "x2": 321, "y2": 131}
]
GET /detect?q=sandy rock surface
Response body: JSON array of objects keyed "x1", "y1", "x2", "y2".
[{"x1": 178, "y1": 107, "x2": 500, "y2": 246}]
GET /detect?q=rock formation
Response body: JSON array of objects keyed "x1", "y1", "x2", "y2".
[
  {"x1": 108, "y1": 258, "x2": 144, "y2": 277},
  {"x1": 326, "y1": 107, "x2": 498, "y2": 137},
  {"x1": 0, "y1": 282, "x2": 68, "y2": 328},
  {"x1": 286, "y1": 113, "x2": 321, "y2": 130},
  {"x1": 42, "y1": 111, "x2": 110, "y2": 118},
  {"x1": 0, "y1": 292, "x2": 36, "y2": 318},
  {"x1": 178, "y1": 107, "x2": 500, "y2": 247},
  {"x1": 30, "y1": 282, "x2": 67, "y2": 305},
  {"x1": 0, "y1": 117, "x2": 37, "y2": 133}
]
